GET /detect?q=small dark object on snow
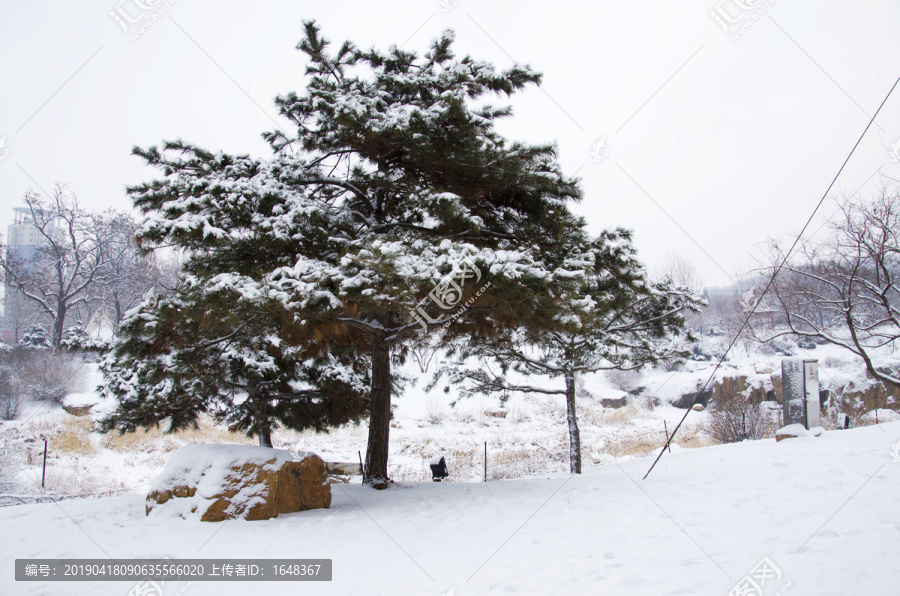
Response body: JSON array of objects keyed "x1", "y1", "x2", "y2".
[
  {"x1": 430, "y1": 456, "x2": 449, "y2": 482},
  {"x1": 842, "y1": 413, "x2": 851, "y2": 429}
]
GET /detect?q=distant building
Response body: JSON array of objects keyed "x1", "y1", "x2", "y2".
[
  {"x1": 6, "y1": 207, "x2": 65, "y2": 264},
  {"x1": 2, "y1": 206, "x2": 65, "y2": 343}
]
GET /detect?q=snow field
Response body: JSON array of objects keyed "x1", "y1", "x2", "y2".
[{"x1": 2, "y1": 421, "x2": 898, "y2": 595}]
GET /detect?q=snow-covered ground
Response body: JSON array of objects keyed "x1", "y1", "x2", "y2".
[
  {"x1": 2, "y1": 340, "x2": 899, "y2": 594},
  {"x1": 2, "y1": 420, "x2": 899, "y2": 595}
]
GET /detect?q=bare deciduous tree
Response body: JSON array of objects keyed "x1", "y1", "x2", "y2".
[
  {"x1": 93, "y1": 212, "x2": 175, "y2": 335},
  {"x1": 758, "y1": 185, "x2": 900, "y2": 390},
  {"x1": 2, "y1": 288, "x2": 45, "y2": 344},
  {"x1": 656, "y1": 251, "x2": 704, "y2": 293},
  {"x1": 0, "y1": 186, "x2": 128, "y2": 349},
  {"x1": 408, "y1": 335, "x2": 441, "y2": 373}
]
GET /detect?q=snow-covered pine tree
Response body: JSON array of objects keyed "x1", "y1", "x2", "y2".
[
  {"x1": 122, "y1": 22, "x2": 586, "y2": 487},
  {"x1": 18, "y1": 325, "x2": 50, "y2": 350},
  {"x1": 99, "y1": 279, "x2": 370, "y2": 445},
  {"x1": 442, "y1": 229, "x2": 702, "y2": 473},
  {"x1": 60, "y1": 321, "x2": 107, "y2": 353}
]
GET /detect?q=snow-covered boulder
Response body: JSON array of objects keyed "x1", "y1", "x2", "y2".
[
  {"x1": 597, "y1": 389, "x2": 629, "y2": 409},
  {"x1": 62, "y1": 388, "x2": 99, "y2": 417},
  {"x1": 62, "y1": 404, "x2": 93, "y2": 417},
  {"x1": 146, "y1": 444, "x2": 331, "y2": 522},
  {"x1": 775, "y1": 424, "x2": 824, "y2": 442}
]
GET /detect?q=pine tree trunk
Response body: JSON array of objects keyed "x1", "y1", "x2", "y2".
[
  {"x1": 565, "y1": 371, "x2": 581, "y2": 474},
  {"x1": 252, "y1": 388, "x2": 273, "y2": 448},
  {"x1": 258, "y1": 421, "x2": 273, "y2": 448},
  {"x1": 364, "y1": 339, "x2": 392, "y2": 488}
]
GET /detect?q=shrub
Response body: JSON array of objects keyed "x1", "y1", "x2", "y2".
[
  {"x1": 507, "y1": 398, "x2": 530, "y2": 424},
  {"x1": 704, "y1": 394, "x2": 776, "y2": 444},
  {"x1": 15, "y1": 351, "x2": 86, "y2": 405},
  {"x1": 425, "y1": 394, "x2": 447, "y2": 424},
  {"x1": 18, "y1": 326, "x2": 50, "y2": 350},
  {"x1": 0, "y1": 368, "x2": 24, "y2": 420},
  {"x1": 60, "y1": 323, "x2": 108, "y2": 354},
  {"x1": 0, "y1": 447, "x2": 22, "y2": 494},
  {"x1": 605, "y1": 368, "x2": 643, "y2": 393},
  {"x1": 0, "y1": 393, "x2": 23, "y2": 421}
]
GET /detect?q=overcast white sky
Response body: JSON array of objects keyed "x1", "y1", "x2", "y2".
[{"x1": 1, "y1": 0, "x2": 899, "y2": 287}]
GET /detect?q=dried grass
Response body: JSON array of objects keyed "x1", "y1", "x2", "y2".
[
  {"x1": 53, "y1": 417, "x2": 97, "y2": 456},
  {"x1": 100, "y1": 416, "x2": 253, "y2": 453},
  {"x1": 580, "y1": 402, "x2": 642, "y2": 427}
]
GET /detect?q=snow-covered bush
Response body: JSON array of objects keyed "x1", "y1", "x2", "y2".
[
  {"x1": 774, "y1": 339, "x2": 797, "y2": 355},
  {"x1": 605, "y1": 368, "x2": 643, "y2": 393},
  {"x1": 18, "y1": 326, "x2": 50, "y2": 350},
  {"x1": 0, "y1": 373, "x2": 24, "y2": 421},
  {"x1": 660, "y1": 358, "x2": 685, "y2": 372},
  {"x1": 59, "y1": 323, "x2": 107, "y2": 354},
  {"x1": 454, "y1": 398, "x2": 487, "y2": 425},
  {"x1": 574, "y1": 375, "x2": 596, "y2": 400},
  {"x1": 0, "y1": 353, "x2": 25, "y2": 420}
]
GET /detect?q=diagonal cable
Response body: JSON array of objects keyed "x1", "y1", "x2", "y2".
[
  {"x1": 169, "y1": 18, "x2": 286, "y2": 137},
  {"x1": 805, "y1": 166, "x2": 884, "y2": 242},
  {"x1": 196, "y1": 519, "x2": 232, "y2": 551},
  {"x1": 400, "y1": 15, "x2": 436, "y2": 48},
  {"x1": 11, "y1": 460, "x2": 114, "y2": 559},
  {"x1": 616, "y1": 45, "x2": 704, "y2": 134}
]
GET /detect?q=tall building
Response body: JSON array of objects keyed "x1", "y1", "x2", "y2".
[
  {"x1": 7, "y1": 207, "x2": 65, "y2": 264},
  {"x1": 2, "y1": 207, "x2": 65, "y2": 343}
]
